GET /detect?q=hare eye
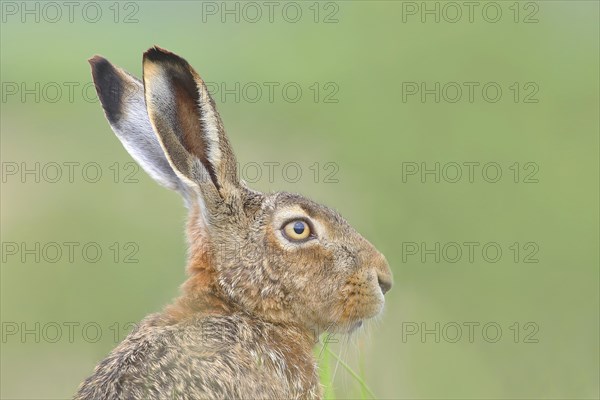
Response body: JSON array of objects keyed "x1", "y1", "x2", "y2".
[{"x1": 283, "y1": 220, "x2": 311, "y2": 241}]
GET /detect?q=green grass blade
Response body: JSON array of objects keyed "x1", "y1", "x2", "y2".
[
  {"x1": 317, "y1": 340, "x2": 336, "y2": 400},
  {"x1": 325, "y1": 346, "x2": 377, "y2": 400}
]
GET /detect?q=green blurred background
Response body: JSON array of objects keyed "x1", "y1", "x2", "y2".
[{"x1": 1, "y1": 1, "x2": 598, "y2": 399}]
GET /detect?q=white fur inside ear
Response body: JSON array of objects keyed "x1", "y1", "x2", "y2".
[
  {"x1": 113, "y1": 99, "x2": 180, "y2": 190},
  {"x1": 101, "y1": 70, "x2": 184, "y2": 195},
  {"x1": 194, "y1": 185, "x2": 210, "y2": 230},
  {"x1": 197, "y1": 83, "x2": 223, "y2": 173},
  {"x1": 190, "y1": 158, "x2": 212, "y2": 227}
]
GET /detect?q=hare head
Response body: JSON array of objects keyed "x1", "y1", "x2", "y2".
[{"x1": 89, "y1": 46, "x2": 392, "y2": 336}]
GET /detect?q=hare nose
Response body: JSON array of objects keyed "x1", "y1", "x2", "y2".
[{"x1": 377, "y1": 274, "x2": 392, "y2": 295}]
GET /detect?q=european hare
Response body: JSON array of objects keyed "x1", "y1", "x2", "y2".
[{"x1": 76, "y1": 47, "x2": 392, "y2": 400}]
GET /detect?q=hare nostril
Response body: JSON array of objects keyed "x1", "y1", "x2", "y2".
[{"x1": 378, "y1": 275, "x2": 392, "y2": 295}]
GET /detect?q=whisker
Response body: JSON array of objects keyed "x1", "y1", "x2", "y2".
[
  {"x1": 331, "y1": 334, "x2": 348, "y2": 386},
  {"x1": 317, "y1": 309, "x2": 344, "y2": 361}
]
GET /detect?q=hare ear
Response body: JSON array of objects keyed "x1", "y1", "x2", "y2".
[
  {"x1": 142, "y1": 46, "x2": 240, "y2": 205},
  {"x1": 88, "y1": 56, "x2": 190, "y2": 201}
]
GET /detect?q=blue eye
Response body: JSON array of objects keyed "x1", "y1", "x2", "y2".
[
  {"x1": 293, "y1": 221, "x2": 305, "y2": 234},
  {"x1": 283, "y1": 220, "x2": 311, "y2": 241}
]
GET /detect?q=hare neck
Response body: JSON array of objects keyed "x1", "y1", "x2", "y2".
[{"x1": 165, "y1": 200, "x2": 319, "y2": 348}]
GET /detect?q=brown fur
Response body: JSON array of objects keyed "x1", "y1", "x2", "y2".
[{"x1": 76, "y1": 47, "x2": 392, "y2": 400}]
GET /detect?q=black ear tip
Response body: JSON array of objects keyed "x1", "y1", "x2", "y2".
[
  {"x1": 143, "y1": 46, "x2": 191, "y2": 71},
  {"x1": 144, "y1": 45, "x2": 177, "y2": 62},
  {"x1": 88, "y1": 54, "x2": 106, "y2": 66},
  {"x1": 89, "y1": 55, "x2": 117, "y2": 80},
  {"x1": 88, "y1": 55, "x2": 123, "y2": 124}
]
